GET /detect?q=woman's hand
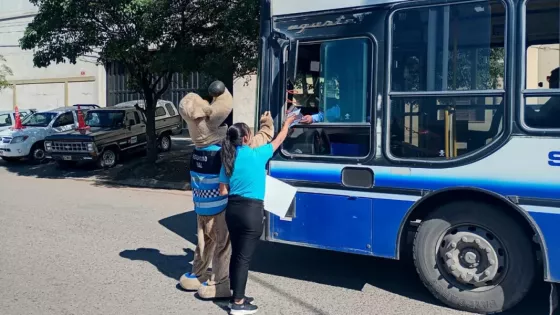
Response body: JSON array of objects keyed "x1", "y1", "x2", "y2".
[
  {"x1": 283, "y1": 114, "x2": 297, "y2": 129},
  {"x1": 271, "y1": 114, "x2": 297, "y2": 151}
]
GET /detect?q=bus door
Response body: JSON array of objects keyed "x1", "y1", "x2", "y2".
[{"x1": 262, "y1": 12, "x2": 379, "y2": 255}]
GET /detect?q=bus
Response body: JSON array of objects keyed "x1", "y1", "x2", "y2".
[{"x1": 257, "y1": 0, "x2": 560, "y2": 313}]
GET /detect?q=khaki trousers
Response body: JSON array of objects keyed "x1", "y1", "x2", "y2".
[{"x1": 191, "y1": 210, "x2": 230, "y2": 285}]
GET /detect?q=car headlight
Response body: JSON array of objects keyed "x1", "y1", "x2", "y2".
[
  {"x1": 45, "y1": 141, "x2": 52, "y2": 151},
  {"x1": 10, "y1": 136, "x2": 29, "y2": 144},
  {"x1": 87, "y1": 142, "x2": 94, "y2": 152}
]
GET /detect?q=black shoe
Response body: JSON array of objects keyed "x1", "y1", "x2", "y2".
[
  {"x1": 229, "y1": 300, "x2": 258, "y2": 315},
  {"x1": 227, "y1": 296, "x2": 254, "y2": 309}
]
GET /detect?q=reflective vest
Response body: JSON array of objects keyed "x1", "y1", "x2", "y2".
[{"x1": 190, "y1": 145, "x2": 228, "y2": 216}]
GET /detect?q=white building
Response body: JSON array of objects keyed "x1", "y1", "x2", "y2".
[{"x1": 0, "y1": 0, "x2": 106, "y2": 112}]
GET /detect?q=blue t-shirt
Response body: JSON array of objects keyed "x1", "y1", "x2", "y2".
[{"x1": 219, "y1": 143, "x2": 273, "y2": 201}]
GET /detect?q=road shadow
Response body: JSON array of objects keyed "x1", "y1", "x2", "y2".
[
  {"x1": 119, "y1": 247, "x2": 195, "y2": 281},
  {"x1": 0, "y1": 138, "x2": 194, "y2": 189},
  {"x1": 119, "y1": 211, "x2": 550, "y2": 315}
]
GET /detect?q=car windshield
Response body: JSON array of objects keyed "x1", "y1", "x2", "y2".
[
  {"x1": 86, "y1": 111, "x2": 125, "y2": 128},
  {"x1": 21, "y1": 112, "x2": 57, "y2": 127}
]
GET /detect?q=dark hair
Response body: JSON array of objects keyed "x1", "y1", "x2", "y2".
[{"x1": 221, "y1": 122, "x2": 251, "y2": 177}]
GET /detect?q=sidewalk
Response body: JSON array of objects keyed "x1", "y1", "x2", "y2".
[{"x1": 94, "y1": 135, "x2": 194, "y2": 190}]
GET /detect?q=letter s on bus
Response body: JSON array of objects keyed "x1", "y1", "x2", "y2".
[{"x1": 549, "y1": 151, "x2": 560, "y2": 166}]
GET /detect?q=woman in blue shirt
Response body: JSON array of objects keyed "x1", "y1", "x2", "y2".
[{"x1": 219, "y1": 114, "x2": 296, "y2": 315}]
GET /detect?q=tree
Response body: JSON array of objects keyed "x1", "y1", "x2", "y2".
[
  {"x1": 20, "y1": 0, "x2": 246, "y2": 162},
  {"x1": 0, "y1": 55, "x2": 13, "y2": 90}
]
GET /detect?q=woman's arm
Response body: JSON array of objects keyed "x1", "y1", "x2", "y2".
[
  {"x1": 271, "y1": 114, "x2": 296, "y2": 151},
  {"x1": 219, "y1": 183, "x2": 229, "y2": 196},
  {"x1": 249, "y1": 111, "x2": 274, "y2": 148}
]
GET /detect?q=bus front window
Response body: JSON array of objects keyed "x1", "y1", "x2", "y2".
[{"x1": 524, "y1": 0, "x2": 560, "y2": 129}]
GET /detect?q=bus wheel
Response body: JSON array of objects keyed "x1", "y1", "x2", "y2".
[{"x1": 413, "y1": 201, "x2": 535, "y2": 314}]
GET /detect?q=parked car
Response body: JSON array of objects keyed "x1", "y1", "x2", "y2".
[
  {"x1": 44, "y1": 102, "x2": 182, "y2": 168},
  {"x1": 0, "y1": 109, "x2": 36, "y2": 133},
  {"x1": 0, "y1": 107, "x2": 88, "y2": 163},
  {"x1": 114, "y1": 100, "x2": 182, "y2": 135}
]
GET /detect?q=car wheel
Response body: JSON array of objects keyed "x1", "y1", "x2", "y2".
[
  {"x1": 413, "y1": 201, "x2": 535, "y2": 314},
  {"x1": 159, "y1": 134, "x2": 172, "y2": 152},
  {"x1": 28, "y1": 143, "x2": 46, "y2": 164},
  {"x1": 97, "y1": 148, "x2": 118, "y2": 168}
]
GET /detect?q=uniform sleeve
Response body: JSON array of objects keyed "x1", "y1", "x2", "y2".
[
  {"x1": 253, "y1": 143, "x2": 274, "y2": 165},
  {"x1": 219, "y1": 165, "x2": 229, "y2": 184},
  {"x1": 311, "y1": 111, "x2": 324, "y2": 123}
]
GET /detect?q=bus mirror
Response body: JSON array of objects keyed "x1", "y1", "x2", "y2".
[{"x1": 287, "y1": 39, "x2": 299, "y2": 84}]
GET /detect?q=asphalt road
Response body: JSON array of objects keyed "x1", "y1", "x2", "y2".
[{"x1": 0, "y1": 167, "x2": 550, "y2": 315}]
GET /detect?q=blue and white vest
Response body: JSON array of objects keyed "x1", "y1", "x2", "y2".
[{"x1": 190, "y1": 144, "x2": 228, "y2": 216}]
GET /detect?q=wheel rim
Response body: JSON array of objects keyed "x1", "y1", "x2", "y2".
[
  {"x1": 102, "y1": 151, "x2": 116, "y2": 166},
  {"x1": 436, "y1": 225, "x2": 507, "y2": 291},
  {"x1": 33, "y1": 148, "x2": 45, "y2": 160},
  {"x1": 161, "y1": 137, "x2": 170, "y2": 150}
]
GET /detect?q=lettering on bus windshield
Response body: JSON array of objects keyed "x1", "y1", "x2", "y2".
[
  {"x1": 549, "y1": 151, "x2": 560, "y2": 166},
  {"x1": 287, "y1": 15, "x2": 357, "y2": 34}
]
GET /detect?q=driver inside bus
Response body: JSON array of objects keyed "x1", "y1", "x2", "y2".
[
  {"x1": 299, "y1": 97, "x2": 370, "y2": 124},
  {"x1": 299, "y1": 96, "x2": 342, "y2": 124}
]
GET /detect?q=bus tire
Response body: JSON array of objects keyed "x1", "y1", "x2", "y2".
[{"x1": 413, "y1": 201, "x2": 535, "y2": 314}]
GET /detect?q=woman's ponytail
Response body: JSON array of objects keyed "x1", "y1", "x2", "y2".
[{"x1": 221, "y1": 122, "x2": 250, "y2": 177}]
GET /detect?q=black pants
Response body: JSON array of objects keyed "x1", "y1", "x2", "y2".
[{"x1": 225, "y1": 195, "x2": 264, "y2": 300}]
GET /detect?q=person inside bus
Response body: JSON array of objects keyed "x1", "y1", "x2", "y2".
[
  {"x1": 218, "y1": 114, "x2": 297, "y2": 315},
  {"x1": 299, "y1": 96, "x2": 342, "y2": 123},
  {"x1": 526, "y1": 67, "x2": 560, "y2": 128}
]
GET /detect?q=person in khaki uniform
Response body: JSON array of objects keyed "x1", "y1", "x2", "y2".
[{"x1": 177, "y1": 81, "x2": 274, "y2": 300}]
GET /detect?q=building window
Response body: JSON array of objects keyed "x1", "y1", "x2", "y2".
[
  {"x1": 389, "y1": 0, "x2": 506, "y2": 160},
  {"x1": 524, "y1": 0, "x2": 560, "y2": 129},
  {"x1": 282, "y1": 38, "x2": 372, "y2": 158}
]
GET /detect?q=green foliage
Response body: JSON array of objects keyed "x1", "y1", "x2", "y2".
[
  {"x1": 0, "y1": 55, "x2": 13, "y2": 90},
  {"x1": 20, "y1": 0, "x2": 260, "y2": 161}
]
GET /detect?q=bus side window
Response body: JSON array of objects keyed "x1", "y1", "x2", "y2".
[
  {"x1": 389, "y1": 1, "x2": 506, "y2": 160},
  {"x1": 524, "y1": 0, "x2": 560, "y2": 129},
  {"x1": 283, "y1": 38, "x2": 371, "y2": 158}
]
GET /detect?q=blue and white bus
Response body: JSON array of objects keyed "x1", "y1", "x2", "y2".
[{"x1": 257, "y1": 0, "x2": 560, "y2": 313}]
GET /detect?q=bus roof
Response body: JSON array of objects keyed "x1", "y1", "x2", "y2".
[{"x1": 271, "y1": 0, "x2": 406, "y2": 17}]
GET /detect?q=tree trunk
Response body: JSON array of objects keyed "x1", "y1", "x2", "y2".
[{"x1": 144, "y1": 92, "x2": 158, "y2": 163}]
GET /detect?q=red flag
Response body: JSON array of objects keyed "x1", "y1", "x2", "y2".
[
  {"x1": 77, "y1": 105, "x2": 89, "y2": 130},
  {"x1": 13, "y1": 106, "x2": 23, "y2": 130}
]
